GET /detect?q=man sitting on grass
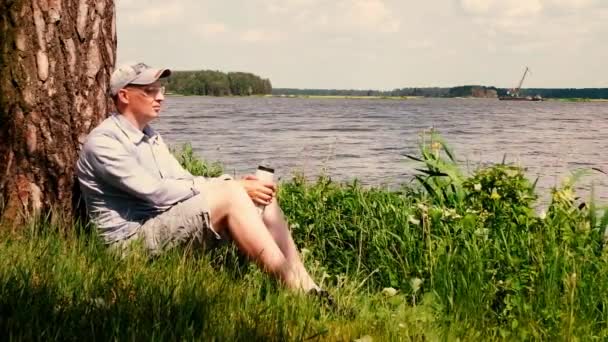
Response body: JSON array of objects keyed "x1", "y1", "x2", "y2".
[{"x1": 77, "y1": 62, "x2": 327, "y2": 296}]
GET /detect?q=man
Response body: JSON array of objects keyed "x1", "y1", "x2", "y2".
[{"x1": 77, "y1": 62, "x2": 323, "y2": 294}]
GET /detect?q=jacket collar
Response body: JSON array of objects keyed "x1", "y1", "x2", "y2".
[{"x1": 111, "y1": 113, "x2": 158, "y2": 144}]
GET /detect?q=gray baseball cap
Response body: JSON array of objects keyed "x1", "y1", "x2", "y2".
[{"x1": 109, "y1": 62, "x2": 171, "y2": 96}]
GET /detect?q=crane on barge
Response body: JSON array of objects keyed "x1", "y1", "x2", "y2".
[{"x1": 499, "y1": 66, "x2": 543, "y2": 101}]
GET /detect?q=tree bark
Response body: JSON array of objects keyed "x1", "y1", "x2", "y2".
[{"x1": 0, "y1": 0, "x2": 116, "y2": 228}]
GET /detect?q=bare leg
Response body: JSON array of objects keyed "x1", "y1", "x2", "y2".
[
  {"x1": 262, "y1": 198, "x2": 319, "y2": 291},
  {"x1": 198, "y1": 180, "x2": 312, "y2": 291}
]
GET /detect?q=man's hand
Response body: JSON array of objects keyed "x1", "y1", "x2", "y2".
[{"x1": 238, "y1": 175, "x2": 276, "y2": 206}]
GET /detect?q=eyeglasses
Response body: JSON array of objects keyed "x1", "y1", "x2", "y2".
[{"x1": 126, "y1": 85, "x2": 166, "y2": 98}]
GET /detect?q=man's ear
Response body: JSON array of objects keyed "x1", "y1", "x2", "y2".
[{"x1": 117, "y1": 89, "x2": 130, "y2": 105}]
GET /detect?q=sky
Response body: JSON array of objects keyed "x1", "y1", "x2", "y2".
[{"x1": 116, "y1": 0, "x2": 608, "y2": 90}]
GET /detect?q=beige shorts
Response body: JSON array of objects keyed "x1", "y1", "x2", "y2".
[{"x1": 116, "y1": 192, "x2": 223, "y2": 256}]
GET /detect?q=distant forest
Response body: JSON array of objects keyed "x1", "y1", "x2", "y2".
[
  {"x1": 273, "y1": 87, "x2": 451, "y2": 97},
  {"x1": 162, "y1": 70, "x2": 607, "y2": 99},
  {"x1": 163, "y1": 70, "x2": 272, "y2": 96},
  {"x1": 519, "y1": 88, "x2": 608, "y2": 99},
  {"x1": 273, "y1": 87, "x2": 608, "y2": 99}
]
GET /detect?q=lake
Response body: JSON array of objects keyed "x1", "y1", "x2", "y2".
[{"x1": 156, "y1": 96, "x2": 608, "y2": 202}]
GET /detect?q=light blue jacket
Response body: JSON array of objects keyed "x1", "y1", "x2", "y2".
[{"x1": 77, "y1": 114, "x2": 209, "y2": 243}]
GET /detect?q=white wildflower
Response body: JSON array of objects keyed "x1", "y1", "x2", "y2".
[
  {"x1": 382, "y1": 287, "x2": 398, "y2": 297},
  {"x1": 408, "y1": 215, "x2": 420, "y2": 225},
  {"x1": 490, "y1": 188, "x2": 501, "y2": 200},
  {"x1": 410, "y1": 278, "x2": 423, "y2": 294},
  {"x1": 539, "y1": 210, "x2": 546, "y2": 220}
]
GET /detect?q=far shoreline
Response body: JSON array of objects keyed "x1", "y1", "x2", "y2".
[{"x1": 166, "y1": 93, "x2": 608, "y2": 102}]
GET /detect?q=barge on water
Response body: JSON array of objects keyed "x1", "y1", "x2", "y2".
[
  {"x1": 499, "y1": 66, "x2": 543, "y2": 101},
  {"x1": 499, "y1": 95, "x2": 544, "y2": 101}
]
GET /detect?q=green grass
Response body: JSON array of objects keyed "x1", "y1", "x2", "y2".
[
  {"x1": 0, "y1": 225, "x2": 426, "y2": 341},
  {"x1": 2, "y1": 136, "x2": 608, "y2": 340}
]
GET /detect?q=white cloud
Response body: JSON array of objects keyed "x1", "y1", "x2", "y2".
[
  {"x1": 344, "y1": 0, "x2": 400, "y2": 33},
  {"x1": 262, "y1": 0, "x2": 400, "y2": 34},
  {"x1": 505, "y1": 0, "x2": 543, "y2": 17},
  {"x1": 240, "y1": 29, "x2": 286, "y2": 43},
  {"x1": 460, "y1": 0, "x2": 600, "y2": 17},
  {"x1": 124, "y1": 2, "x2": 185, "y2": 27},
  {"x1": 460, "y1": 0, "x2": 493, "y2": 14},
  {"x1": 459, "y1": 0, "x2": 607, "y2": 50},
  {"x1": 460, "y1": 0, "x2": 543, "y2": 17},
  {"x1": 197, "y1": 23, "x2": 227, "y2": 37},
  {"x1": 405, "y1": 39, "x2": 434, "y2": 49},
  {"x1": 262, "y1": 0, "x2": 321, "y2": 13},
  {"x1": 548, "y1": 0, "x2": 598, "y2": 10}
]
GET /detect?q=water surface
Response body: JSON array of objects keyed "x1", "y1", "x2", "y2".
[{"x1": 155, "y1": 96, "x2": 608, "y2": 201}]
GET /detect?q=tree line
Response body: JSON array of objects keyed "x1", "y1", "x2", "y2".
[
  {"x1": 273, "y1": 87, "x2": 608, "y2": 99},
  {"x1": 519, "y1": 88, "x2": 608, "y2": 99},
  {"x1": 163, "y1": 70, "x2": 272, "y2": 96},
  {"x1": 273, "y1": 87, "x2": 450, "y2": 97},
  {"x1": 448, "y1": 86, "x2": 498, "y2": 98}
]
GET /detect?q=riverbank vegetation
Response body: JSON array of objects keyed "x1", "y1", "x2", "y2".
[
  {"x1": 273, "y1": 87, "x2": 450, "y2": 98},
  {"x1": 163, "y1": 70, "x2": 272, "y2": 96},
  {"x1": 2, "y1": 134, "x2": 608, "y2": 340},
  {"x1": 274, "y1": 87, "x2": 608, "y2": 100},
  {"x1": 270, "y1": 94, "x2": 420, "y2": 100},
  {"x1": 161, "y1": 69, "x2": 608, "y2": 100},
  {"x1": 555, "y1": 98, "x2": 608, "y2": 102}
]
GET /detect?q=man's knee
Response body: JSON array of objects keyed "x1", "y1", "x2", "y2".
[
  {"x1": 222, "y1": 180, "x2": 248, "y2": 199},
  {"x1": 263, "y1": 199, "x2": 285, "y2": 225},
  {"x1": 199, "y1": 179, "x2": 238, "y2": 197},
  {"x1": 204, "y1": 180, "x2": 248, "y2": 209}
]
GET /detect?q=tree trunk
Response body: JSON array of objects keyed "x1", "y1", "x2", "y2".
[{"x1": 0, "y1": 0, "x2": 116, "y2": 228}]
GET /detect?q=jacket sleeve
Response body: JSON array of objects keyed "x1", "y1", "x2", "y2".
[{"x1": 83, "y1": 133, "x2": 198, "y2": 207}]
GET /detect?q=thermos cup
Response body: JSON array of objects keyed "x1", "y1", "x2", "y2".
[{"x1": 255, "y1": 165, "x2": 274, "y2": 214}]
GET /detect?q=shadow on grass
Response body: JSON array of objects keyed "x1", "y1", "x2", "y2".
[{"x1": 0, "y1": 272, "x2": 317, "y2": 341}]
